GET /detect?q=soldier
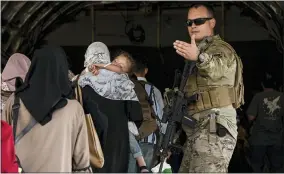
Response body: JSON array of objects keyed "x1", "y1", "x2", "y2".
[{"x1": 173, "y1": 3, "x2": 244, "y2": 172}]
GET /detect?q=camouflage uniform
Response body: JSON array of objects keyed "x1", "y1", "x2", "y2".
[{"x1": 179, "y1": 35, "x2": 243, "y2": 173}]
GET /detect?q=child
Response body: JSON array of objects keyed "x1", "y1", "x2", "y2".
[
  {"x1": 90, "y1": 50, "x2": 150, "y2": 173},
  {"x1": 90, "y1": 52, "x2": 134, "y2": 74}
]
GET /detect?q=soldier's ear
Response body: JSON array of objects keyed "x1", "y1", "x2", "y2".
[{"x1": 209, "y1": 18, "x2": 216, "y2": 29}]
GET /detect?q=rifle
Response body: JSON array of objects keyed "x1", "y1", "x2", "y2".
[{"x1": 157, "y1": 61, "x2": 198, "y2": 173}]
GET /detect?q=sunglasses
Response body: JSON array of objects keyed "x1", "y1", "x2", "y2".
[{"x1": 186, "y1": 18, "x2": 212, "y2": 27}]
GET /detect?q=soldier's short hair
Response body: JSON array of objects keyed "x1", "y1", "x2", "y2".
[{"x1": 189, "y1": 3, "x2": 215, "y2": 18}]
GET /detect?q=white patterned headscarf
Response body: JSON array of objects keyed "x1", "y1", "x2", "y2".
[
  {"x1": 84, "y1": 42, "x2": 111, "y2": 67},
  {"x1": 78, "y1": 42, "x2": 138, "y2": 101}
]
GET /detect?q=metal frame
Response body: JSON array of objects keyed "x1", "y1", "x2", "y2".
[{"x1": 1, "y1": 1, "x2": 284, "y2": 84}]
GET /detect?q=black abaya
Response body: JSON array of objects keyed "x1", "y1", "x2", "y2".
[{"x1": 82, "y1": 86, "x2": 143, "y2": 173}]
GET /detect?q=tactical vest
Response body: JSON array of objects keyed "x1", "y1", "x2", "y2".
[
  {"x1": 185, "y1": 36, "x2": 244, "y2": 115},
  {"x1": 131, "y1": 79, "x2": 158, "y2": 140}
]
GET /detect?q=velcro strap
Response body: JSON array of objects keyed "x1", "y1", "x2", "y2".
[
  {"x1": 208, "y1": 90, "x2": 219, "y2": 107},
  {"x1": 228, "y1": 87, "x2": 236, "y2": 104},
  {"x1": 201, "y1": 92, "x2": 211, "y2": 109}
]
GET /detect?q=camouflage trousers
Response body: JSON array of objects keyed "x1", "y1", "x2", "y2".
[{"x1": 179, "y1": 128, "x2": 237, "y2": 173}]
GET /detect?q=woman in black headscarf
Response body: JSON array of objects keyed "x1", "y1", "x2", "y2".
[{"x1": 2, "y1": 46, "x2": 91, "y2": 172}]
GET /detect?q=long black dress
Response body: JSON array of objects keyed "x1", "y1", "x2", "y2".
[{"x1": 82, "y1": 85, "x2": 143, "y2": 173}]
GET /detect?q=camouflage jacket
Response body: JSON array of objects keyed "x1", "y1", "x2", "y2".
[{"x1": 184, "y1": 35, "x2": 240, "y2": 139}]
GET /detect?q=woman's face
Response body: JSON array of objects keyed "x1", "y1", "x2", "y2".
[{"x1": 112, "y1": 55, "x2": 131, "y2": 73}]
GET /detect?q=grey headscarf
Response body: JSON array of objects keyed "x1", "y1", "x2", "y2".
[
  {"x1": 84, "y1": 42, "x2": 111, "y2": 66},
  {"x1": 78, "y1": 42, "x2": 138, "y2": 101}
]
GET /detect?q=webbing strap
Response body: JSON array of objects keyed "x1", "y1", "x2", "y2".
[
  {"x1": 15, "y1": 118, "x2": 37, "y2": 144},
  {"x1": 189, "y1": 87, "x2": 234, "y2": 115},
  {"x1": 12, "y1": 96, "x2": 37, "y2": 144}
]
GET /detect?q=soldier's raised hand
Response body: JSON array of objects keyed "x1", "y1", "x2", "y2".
[{"x1": 173, "y1": 34, "x2": 200, "y2": 61}]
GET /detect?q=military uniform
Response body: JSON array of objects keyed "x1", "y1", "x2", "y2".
[{"x1": 179, "y1": 35, "x2": 244, "y2": 173}]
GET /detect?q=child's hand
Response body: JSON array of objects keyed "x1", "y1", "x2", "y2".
[
  {"x1": 94, "y1": 63, "x2": 106, "y2": 68},
  {"x1": 88, "y1": 64, "x2": 99, "y2": 76}
]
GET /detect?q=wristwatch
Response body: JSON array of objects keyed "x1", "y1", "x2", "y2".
[{"x1": 197, "y1": 52, "x2": 205, "y2": 63}]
